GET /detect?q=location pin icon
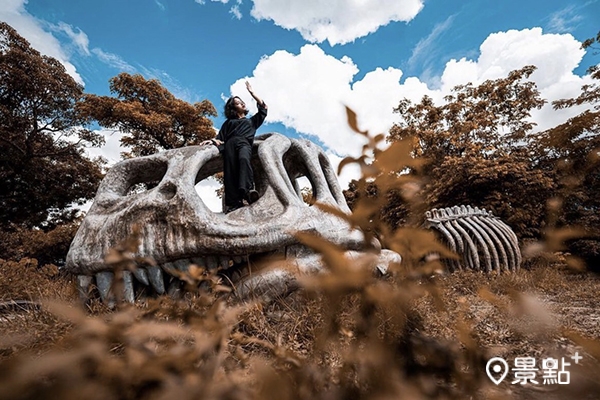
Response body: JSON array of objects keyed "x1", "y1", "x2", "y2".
[{"x1": 486, "y1": 357, "x2": 509, "y2": 385}]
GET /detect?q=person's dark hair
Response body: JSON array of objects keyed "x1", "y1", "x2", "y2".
[{"x1": 224, "y1": 96, "x2": 248, "y2": 119}]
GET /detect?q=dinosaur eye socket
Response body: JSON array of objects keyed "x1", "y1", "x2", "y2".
[
  {"x1": 106, "y1": 157, "x2": 169, "y2": 197},
  {"x1": 194, "y1": 173, "x2": 223, "y2": 212},
  {"x1": 294, "y1": 176, "x2": 314, "y2": 205}
]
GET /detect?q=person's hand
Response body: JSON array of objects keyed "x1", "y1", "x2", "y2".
[
  {"x1": 246, "y1": 81, "x2": 266, "y2": 108},
  {"x1": 201, "y1": 139, "x2": 221, "y2": 146}
]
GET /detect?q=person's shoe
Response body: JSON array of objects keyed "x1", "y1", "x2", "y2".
[{"x1": 247, "y1": 189, "x2": 259, "y2": 204}]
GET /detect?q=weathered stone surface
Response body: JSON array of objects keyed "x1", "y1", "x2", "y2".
[{"x1": 66, "y1": 134, "x2": 387, "y2": 302}]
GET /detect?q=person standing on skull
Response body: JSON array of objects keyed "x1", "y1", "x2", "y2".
[{"x1": 202, "y1": 81, "x2": 268, "y2": 213}]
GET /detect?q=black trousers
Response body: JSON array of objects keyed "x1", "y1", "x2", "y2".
[{"x1": 223, "y1": 136, "x2": 253, "y2": 208}]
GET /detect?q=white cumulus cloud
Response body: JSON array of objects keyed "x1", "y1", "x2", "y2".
[
  {"x1": 85, "y1": 129, "x2": 123, "y2": 166},
  {"x1": 228, "y1": 44, "x2": 434, "y2": 157},
  {"x1": 250, "y1": 0, "x2": 424, "y2": 45},
  {"x1": 230, "y1": 45, "x2": 359, "y2": 155},
  {"x1": 194, "y1": 0, "x2": 425, "y2": 44},
  {"x1": 439, "y1": 27, "x2": 590, "y2": 132},
  {"x1": 226, "y1": 28, "x2": 594, "y2": 187}
]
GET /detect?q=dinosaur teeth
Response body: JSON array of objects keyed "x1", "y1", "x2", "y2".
[
  {"x1": 167, "y1": 279, "x2": 183, "y2": 298},
  {"x1": 230, "y1": 269, "x2": 241, "y2": 282},
  {"x1": 205, "y1": 256, "x2": 218, "y2": 270},
  {"x1": 147, "y1": 265, "x2": 165, "y2": 294},
  {"x1": 218, "y1": 255, "x2": 232, "y2": 269},
  {"x1": 88, "y1": 253, "x2": 257, "y2": 305},
  {"x1": 77, "y1": 275, "x2": 93, "y2": 302},
  {"x1": 160, "y1": 255, "x2": 241, "y2": 276},
  {"x1": 173, "y1": 259, "x2": 191, "y2": 272},
  {"x1": 133, "y1": 267, "x2": 150, "y2": 285},
  {"x1": 189, "y1": 254, "x2": 250, "y2": 269},
  {"x1": 95, "y1": 271, "x2": 115, "y2": 306},
  {"x1": 232, "y1": 255, "x2": 243, "y2": 264},
  {"x1": 222, "y1": 262, "x2": 252, "y2": 285},
  {"x1": 122, "y1": 271, "x2": 135, "y2": 303},
  {"x1": 191, "y1": 257, "x2": 205, "y2": 266},
  {"x1": 163, "y1": 261, "x2": 176, "y2": 273}
]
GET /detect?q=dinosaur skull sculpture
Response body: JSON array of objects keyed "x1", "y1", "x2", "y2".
[{"x1": 66, "y1": 133, "x2": 400, "y2": 303}]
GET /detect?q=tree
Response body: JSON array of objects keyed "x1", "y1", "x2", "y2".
[
  {"x1": 0, "y1": 22, "x2": 104, "y2": 229},
  {"x1": 383, "y1": 66, "x2": 555, "y2": 238},
  {"x1": 79, "y1": 73, "x2": 217, "y2": 158},
  {"x1": 538, "y1": 31, "x2": 600, "y2": 268}
]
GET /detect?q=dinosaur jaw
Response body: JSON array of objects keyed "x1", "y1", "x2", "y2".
[{"x1": 77, "y1": 244, "x2": 401, "y2": 305}]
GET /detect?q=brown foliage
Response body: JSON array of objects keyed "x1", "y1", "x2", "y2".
[
  {"x1": 0, "y1": 220, "x2": 81, "y2": 266},
  {"x1": 389, "y1": 66, "x2": 546, "y2": 159},
  {"x1": 338, "y1": 107, "x2": 426, "y2": 247},
  {"x1": 384, "y1": 66, "x2": 554, "y2": 239},
  {"x1": 79, "y1": 73, "x2": 217, "y2": 158},
  {"x1": 536, "y1": 37, "x2": 600, "y2": 269},
  {"x1": 0, "y1": 258, "x2": 76, "y2": 303},
  {"x1": 0, "y1": 22, "x2": 105, "y2": 228},
  {"x1": 344, "y1": 180, "x2": 410, "y2": 232},
  {"x1": 581, "y1": 30, "x2": 600, "y2": 58},
  {"x1": 2, "y1": 251, "x2": 600, "y2": 400},
  {"x1": 0, "y1": 257, "x2": 78, "y2": 358}
]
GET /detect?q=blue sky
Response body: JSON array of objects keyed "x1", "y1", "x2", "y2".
[{"x1": 1, "y1": 0, "x2": 599, "y2": 200}]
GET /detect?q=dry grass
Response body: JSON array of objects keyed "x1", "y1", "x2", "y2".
[
  {"x1": 409, "y1": 260, "x2": 600, "y2": 399},
  {"x1": 0, "y1": 258, "x2": 77, "y2": 358},
  {"x1": 1, "y1": 253, "x2": 599, "y2": 400}
]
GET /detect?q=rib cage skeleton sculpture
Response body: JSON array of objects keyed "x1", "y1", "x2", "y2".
[
  {"x1": 424, "y1": 205, "x2": 521, "y2": 272},
  {"x1": 66, "y1": 134, "x2": 521, "y2": 303},
  {"x1": 66, "y1": 133, "x2": 400, "y2": 303}
]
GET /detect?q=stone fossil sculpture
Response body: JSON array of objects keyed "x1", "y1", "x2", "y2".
[
  {"x1": 424, "y1": 205, "x2": 521, "y2": 272},
  {"x1": 66, "y1": 133, "x2": 400, "y2": 303},
  {"x1": 66, "y1": 134, "x2": 521, "y2": 304}
]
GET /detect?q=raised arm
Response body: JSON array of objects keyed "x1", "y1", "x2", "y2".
[{"x1": 246, "y1": 81, "x2": 267, "y2": 109}]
